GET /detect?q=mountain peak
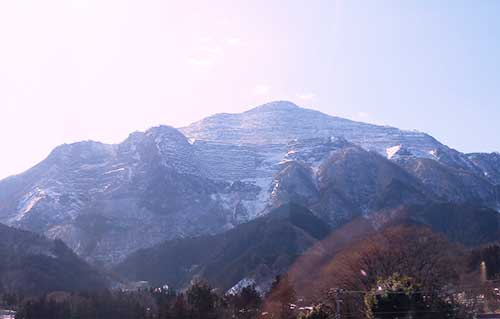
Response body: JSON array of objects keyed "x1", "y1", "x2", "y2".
[
  {"x1": 246, "y1": 100, "x2": 301, "y2": 113},
  {"x1": 47, "y1": 140, "x2": 115, "y2": 163},
  {"x1": 146, "y1": 125, "x2": 182, "y2": 135}
]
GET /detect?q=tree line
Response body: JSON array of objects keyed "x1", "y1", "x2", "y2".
[{"x1": 10, "y1": 282, "x2": 261, "y2": 319}]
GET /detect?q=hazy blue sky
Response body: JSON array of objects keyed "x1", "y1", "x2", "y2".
[{"x1": 1, "y1": 0, "x2": 499, "y2": 179}]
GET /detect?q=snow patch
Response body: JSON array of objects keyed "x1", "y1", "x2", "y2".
[
  {"x1": 104, "y1": 167, "x2": 126, "y2": 175},
  {"x1": 226, "y1": 278, "x2": 256, "y2": 295},
  {"x1": 245, "y1": 177, "x2": 272, "y2": 217},
  {"x1": 386, "y1": 145, "x2": 401, "y2": 159},
  {"x1": 278, "y1": 159, "x2": 294, "y2": 165},
  {"x1": 15, "y1": 188, "x2": 48, "y2": 221}
]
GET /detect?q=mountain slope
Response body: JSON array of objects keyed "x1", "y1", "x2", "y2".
[
  {"x1": 270, "y1": 143, "x2": 431, "y2": 226},
  {"x1": 114, "y1": 204, "x2": 330, "y2": 291},
  {"x1": 395, "y1": 156, "x2": 498, "y2": 206},
  {"x1": 404, "y1": 203, "x2": 500, "y2": 246},
  {"x1": 0, "y1": 223, "x2": 107, "y2": 294},
  {"x1": 467, "y1": 152, "x2": 500, "y2": 185}
]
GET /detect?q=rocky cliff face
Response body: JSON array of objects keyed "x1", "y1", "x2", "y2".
[{"x1": 0, "y1": 101, "x2": 498, "y2": 264}]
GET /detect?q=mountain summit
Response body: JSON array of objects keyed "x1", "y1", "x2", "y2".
[
  {"x1": 247, "y1": 100, "x2": 301, "y2": 112},
  {"x1": 181, "y1": 100, "x2": 441, "y2": 158}
]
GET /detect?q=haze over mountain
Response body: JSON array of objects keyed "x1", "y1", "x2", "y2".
[{"x1": 0, "y1": 101, "x2": 498, "y2": 265}]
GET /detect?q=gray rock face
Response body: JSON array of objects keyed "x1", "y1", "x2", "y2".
[{"x1": 0, "y1": 101, "x2": 498, "y2": 264}]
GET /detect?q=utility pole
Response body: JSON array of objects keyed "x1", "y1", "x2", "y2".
[
  {"x1": 335, "y1": 298, "x2": 343, "y2": 319},
  {"x1": 329, "y1": 288, "x2": 344, "y2": 319}
]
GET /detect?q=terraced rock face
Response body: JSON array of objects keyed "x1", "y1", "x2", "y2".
[
  {"x1": 0, "y1": 101, "x2": 498, "y2": 264},
  {"x1": 181, "y1": 101, "x2": 443, "y2": 158}
]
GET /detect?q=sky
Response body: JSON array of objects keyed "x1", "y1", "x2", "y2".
[{"x1": 1, "y1": 0, "x2": 499, "y2": 179}]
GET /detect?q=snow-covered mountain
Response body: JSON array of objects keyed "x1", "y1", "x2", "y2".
[{"x1": 0, "y1": 101, "x2": 498, "y2": 264}]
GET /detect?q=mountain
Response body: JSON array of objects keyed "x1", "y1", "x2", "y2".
[
  {"x1": 0, "y1": 223, "x2": 107, "y2": 294},
  {"x1": 0, "y1": 101, "x2": 498, "y2": 264},
  {"x1": 114, "y1": 204, "x2": 330, "y2": 292}
]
